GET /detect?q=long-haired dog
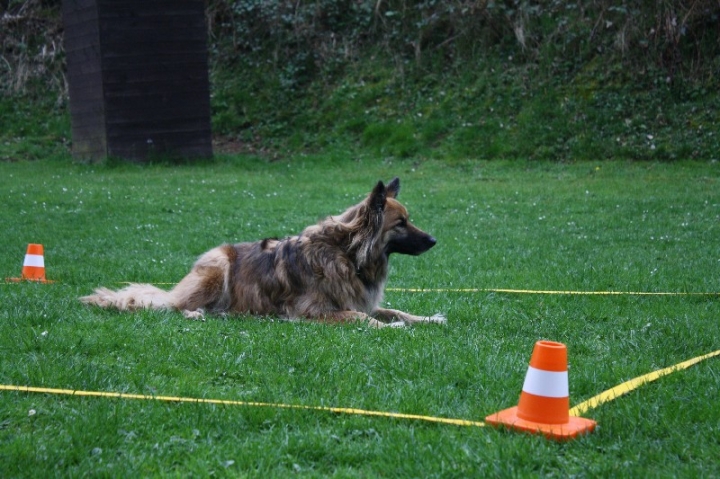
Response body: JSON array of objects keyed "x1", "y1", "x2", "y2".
[{"x1": 81, "y1": 177, "x2": 446, "y2": 328}]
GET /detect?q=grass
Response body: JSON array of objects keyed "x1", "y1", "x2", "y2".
[
  {"x1": 1, "y1": 155, "x2": 719, "y2": 477},
  {"x1": 0, "y1": 93, "x2": 70, "y2": 162}
]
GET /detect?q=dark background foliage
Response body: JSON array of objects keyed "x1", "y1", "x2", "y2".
[
  {"x1": 2, "y1": 0, "x2": 719, "y2": 161},
  {"x1": 207, "y1": 0, "x2": 720, "y2": 83}
]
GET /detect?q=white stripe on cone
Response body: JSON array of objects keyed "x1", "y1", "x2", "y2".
[
  {"x1": 24, "y1": 254, "x2": 45, "y2": 268},
  {"x1": 521, "y1": 366, "x2": 569, "y2": 398}
]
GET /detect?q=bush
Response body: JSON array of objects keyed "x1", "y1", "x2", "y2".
[
  {"x1": 207, "y1": 0, "x2": 720, "y2": 86},
  {"x1": 3, "y1": 0, "x2": 719, "y2": 161}
]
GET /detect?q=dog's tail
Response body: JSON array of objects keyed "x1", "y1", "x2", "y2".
[{"x1": 80, "y1": 283, "x2": 176, "y2": 311}]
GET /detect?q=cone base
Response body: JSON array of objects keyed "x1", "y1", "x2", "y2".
[{"x1": 485, "y1": 406, "x2": 596, "y2": 441}]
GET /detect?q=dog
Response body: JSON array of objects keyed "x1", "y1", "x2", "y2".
[{"x1": 80, "y1": 177, "x2": 446, "y2": 328}]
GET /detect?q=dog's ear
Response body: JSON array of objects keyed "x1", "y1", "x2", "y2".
[
  {"x1": 352, "y1": 180, "x2": 387, "y2": 268},
  {"x1": 386, "y1": 177, "x2": 400, "y2": 199},
  {"x1": 368, "y1": 180, "x2": 387, "y2": 212}
]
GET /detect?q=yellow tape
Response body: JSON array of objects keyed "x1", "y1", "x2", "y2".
[
  {"x1": 0, "y1": 384, "x2": 486, "y2": 428},
  {"x1": 569, "y1": 348, "x2": 720, "y2": 417},
  {"x1": 114, "y1": 283, "x2": 720, "y2": 296},
  {"x1": 387, "y1": 288, "x2": 720, "y2": 296},
  {"x1": 2, "y1": 349, "x2": 718, "y2": 428}
]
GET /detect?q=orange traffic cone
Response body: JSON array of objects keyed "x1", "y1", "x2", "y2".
[
  {"x1": 485, "y1": 340, "x2": 596, "y2": 441},
  {"x1": 7, "y1": 244, "x2": 53, "y2": 283}
]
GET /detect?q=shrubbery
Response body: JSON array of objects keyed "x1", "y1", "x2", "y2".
[
  {"x1": 2, "y1": 0, "x2": 719, "y2": 160},
  {"x1": 207, "y1": 0, "x2": 719, "y2": 84},
  {"x1": 207, "y1": 0, "x2": 720, "y2": 160}
]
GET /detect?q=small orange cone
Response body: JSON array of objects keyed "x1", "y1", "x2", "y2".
[
  {"x1": 485, "y1": 340, "x2": 596, "y2": 441},
  {"x1": 7, "y1": 244, "x2": 53, "y2": 283}
]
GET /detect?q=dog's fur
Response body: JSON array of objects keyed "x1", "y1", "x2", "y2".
[{"x1": 80, "y1": 177, "x2": 445, "y2": 328}]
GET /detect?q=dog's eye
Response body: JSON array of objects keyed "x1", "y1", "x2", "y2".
[{"x1": 397, "y1": 218, "x2": 408, "y2": 228}]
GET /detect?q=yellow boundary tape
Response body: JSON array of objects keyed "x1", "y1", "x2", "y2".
[
  {"x1": 2, "y1": 349, "x2": 718, "y2": 428},
  {"x1": 112, "y1": 283, "x2": 720, "y2": 296},
  {"x1": 569, "y1": 348, "x2": 720, "y2": 416},
  {"x1": 0, "y1": 384, "x2": 486, "y2": 428},
  {"x1": 387, "y1": 287, "x2": 720, "y2": 296}
]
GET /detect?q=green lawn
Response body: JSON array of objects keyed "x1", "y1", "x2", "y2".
[{"x1": 1, "y1": 156, "x2": 719, "y2": 477}]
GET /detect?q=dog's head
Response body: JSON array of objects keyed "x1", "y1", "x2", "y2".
[
  {"x1": 348, "y1": 178, "x2": 436, "y2": 267},
  {"x1": 373, "y1": 178, "x2": 437, "y2": 256}
]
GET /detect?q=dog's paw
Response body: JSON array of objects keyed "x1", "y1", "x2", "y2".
[
  {"x1": 426, "y1": 313, "x2": 447, "y2": 325},
  {"x1": 183, "y1": 309, "x2": 206, "y2": 321},
  {"x1": 388, "y1": 321, "x2": 407, "y2": 328}
]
